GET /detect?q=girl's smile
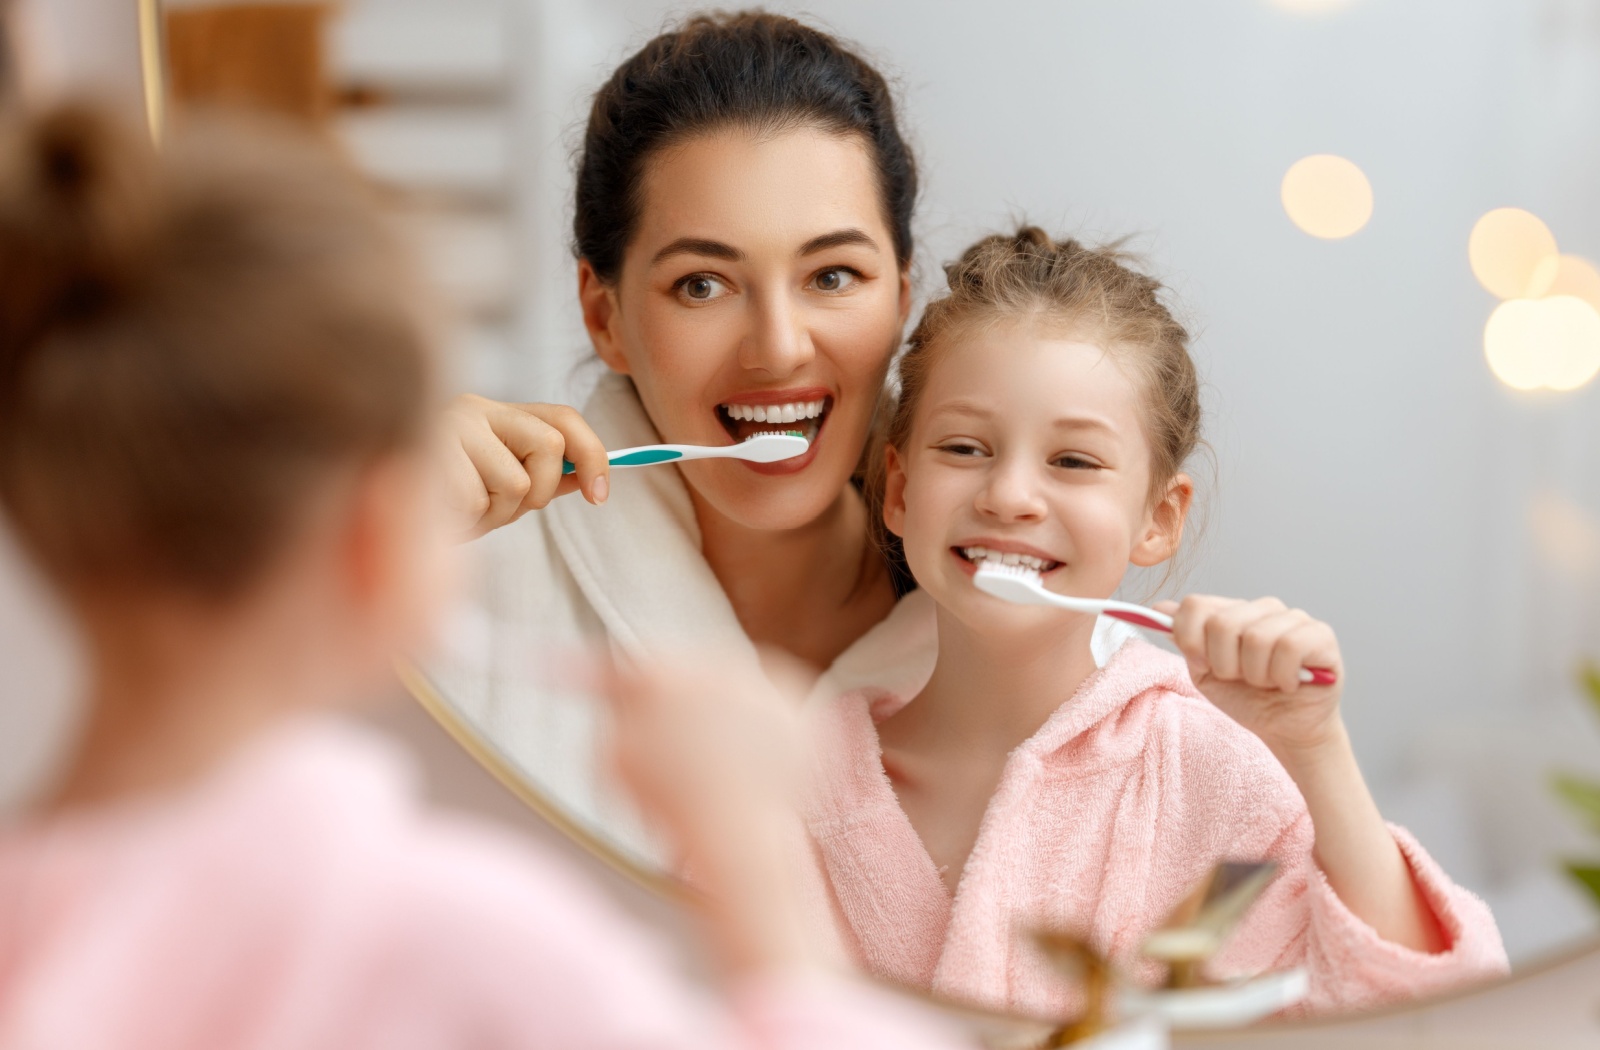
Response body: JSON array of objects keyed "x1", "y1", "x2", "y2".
[{"x1": 884, "y1": 318, "x2": 1177, "y2": 634}]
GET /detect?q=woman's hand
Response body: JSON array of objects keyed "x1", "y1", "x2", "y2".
[
  {"x1": 440, "y1": 394, "x2": 610, "y2": 540},
  {"x1": 1156, "y1": 595, "x2": 1346, "y2": 761}
]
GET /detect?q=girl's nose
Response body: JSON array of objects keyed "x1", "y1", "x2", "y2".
[
  {"x1": 974, "y1": 459, "x2": 1048, "y2": 523},
  {"x1": 737, "y1": 287, "x2": 815, "y2": 378}
]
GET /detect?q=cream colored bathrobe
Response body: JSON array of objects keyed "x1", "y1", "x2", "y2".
[{"x1": 431, "y1": 373, "x2": 1131, "y2": 868}]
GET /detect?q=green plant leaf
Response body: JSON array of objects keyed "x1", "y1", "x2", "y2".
[
  {"x1": 1565, "y1": 863, "x2": 1600, "y2": 907},
  {"x1": 1552, "y1": 772, "x2": 1600, "y2": 832},
  {"x1": 1583, "y1": 662, "x2": 1600, "y2": 718}
]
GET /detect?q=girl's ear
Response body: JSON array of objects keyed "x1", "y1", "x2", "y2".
[
  {"x1": 882, "y1": 445, "x2": 909, "y2": 539},
  {"x1": 578, "y1": 259, "x2": 629, "y2": 375},
  {"x1": 897, "y1": 267, "x2": 913, "y2": 329},
  {"x1": 1130, "y1": 472, "x2": 1193, "y2": 567}
]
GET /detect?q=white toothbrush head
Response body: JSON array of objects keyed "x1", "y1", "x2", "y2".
[
  {"x1": 734, "y1": 431, "x2": 810, "y2": 463},
  {"x1": 972, "y1": 561, "x2": 1058, "y2": 606}
]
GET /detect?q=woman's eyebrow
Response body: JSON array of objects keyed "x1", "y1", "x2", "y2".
[
  {"x1": 651, "y1": 238, "x2": 744, "y2": 265},
  {"x1": 798, "y1": 228, "x2": 879, "y2": 256}
]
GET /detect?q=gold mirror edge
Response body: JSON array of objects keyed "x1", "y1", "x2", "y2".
[
  {"x1": 136, "y1": 0, "x2": 166, "y2": 143},
  {"x1": 399, "y1": 653, "x2": 1600, "y2": 1037},
  {"x1": 395, "y1": 658, "x2": 692, "y2": 905}
]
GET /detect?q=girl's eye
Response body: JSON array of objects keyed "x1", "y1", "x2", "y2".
[
  {"x1": 810, "y1": 267, "x2": 859, "y2": 293},
  {"x1": 1053, "y1": 454, "x2": 1102, "y2": 470},
  {"x1": 676, "y1": 274, "x2": 730, "y2": 303},
  {"x1": 936, "y1": 442, "x2": 986, "y2": 457}
]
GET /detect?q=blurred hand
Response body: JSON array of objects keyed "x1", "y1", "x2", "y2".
[
  {"x1": 1155, "y1": 595, "x2": 1346, "y2": 759},
  {"x1": 599, "y1": 651, "x2": 808, "y2": 860},
  {"x1": 595, "y1": 650, "x2": 826, "y2": 974},
  {"x1": 440, "y1": 394, "x2": 610, "y2": 540}
]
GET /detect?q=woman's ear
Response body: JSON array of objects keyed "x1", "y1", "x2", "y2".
[
  {"x1": 578, "y1": 259, "x2": 629, "y2": 375},
  {"x1": 1130, "y1": 472, "x2": 1193, "y2": 567},
  {"x1": 882, "y1": 445, "x2": 909, "y2": 538}
]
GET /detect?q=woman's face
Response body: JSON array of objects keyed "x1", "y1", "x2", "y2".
[
  {"x1": 581, "y1": 126, "x2": 910, "y2": 532},
  {"x1": 883, "y1": 320, "x2": 1189, "y2": 636}
]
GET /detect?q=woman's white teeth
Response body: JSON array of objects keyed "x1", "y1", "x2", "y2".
[
  {"x1": 721, "y1": 399, "x2": 826, "y2": 423},
  {"x1": 962, "y1": 546, "x2": 1056, "y2": 571}
]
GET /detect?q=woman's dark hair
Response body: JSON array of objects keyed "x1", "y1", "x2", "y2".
[
  {"x1": 0, "y1": 103, "x2": 435, "y2": 599},
  {"x1": 574, "y1": 10, "x2": 917, "y2": 282}
]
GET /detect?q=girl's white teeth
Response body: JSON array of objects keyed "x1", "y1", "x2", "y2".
[
  {"x1": 962, "y1": 546, "x2": 1056, "y2": 571},
  {"x1": 721, "y1": 399, "x2": 826, "y2": 423}
]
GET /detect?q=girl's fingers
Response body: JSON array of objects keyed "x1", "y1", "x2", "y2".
[
  {"x1": 1240, "y1": 608, "x2": 1310, "y2": 690},
  {"x1": 1171, "y1": 594, "x2": 1229, "y2": 677},
  {"x1": 1270, "y1": 620, "x2": 1339, "y2": 694},
  {"x1": 520, "y1": 403, "x2": 611, "y2": 506},
  {"x1": 1203, "y1": 597, "x2": 1286, "y2": 682}
]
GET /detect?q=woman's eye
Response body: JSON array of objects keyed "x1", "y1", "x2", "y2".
[
  {"x1": 676, "y1": 274, "x2": 730, "y2": 302},
  {"x1": 811, "y1": 268, "x2": 859, "y2": 293}
]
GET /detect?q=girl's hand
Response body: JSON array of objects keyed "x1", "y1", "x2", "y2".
[
  {"x1": 1155, "y1": 595, "x2": 1346, "y2": 759},
  {"x1": 440, "y1": 394, "x2": 610, "y2": 540}
]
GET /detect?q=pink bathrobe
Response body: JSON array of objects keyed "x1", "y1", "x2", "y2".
[
  {"x1": 0, "y1": 718, "x2": 966, "y2": 1050},
  {"x1": 805, "y1": 636, "x2": 1509, "y2": 1019}
]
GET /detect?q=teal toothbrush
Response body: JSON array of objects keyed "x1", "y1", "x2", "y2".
[{"x1": 562, "y1": 431, "x2": 808, "y2": 474}]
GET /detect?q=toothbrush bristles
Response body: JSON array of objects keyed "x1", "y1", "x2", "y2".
[{"x1": 742, "y1": 430, "x2": 806, "y2": 442}]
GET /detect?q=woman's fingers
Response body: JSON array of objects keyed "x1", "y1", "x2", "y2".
[
  {"x1": 520, "y1": 403, "x2": 611, "y2": 506},
  {"x1": 458, "y1": 415, "x2": 536, "y2": 534}
]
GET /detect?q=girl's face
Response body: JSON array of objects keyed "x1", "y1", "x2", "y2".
[
  {"x1": 883, "y1": 319, "x2": 1191, "y2": 634},
  {"x1": 581, "y1": 126, "x2": 910, "y2": 531}
]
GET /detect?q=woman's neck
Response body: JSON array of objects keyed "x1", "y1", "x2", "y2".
[
  {"x1": 690, "y1": 482, "x2": 896, "y2": 671},
  {"x1": 900, "y1": 607, "x2": 1101, "y2": 756}
]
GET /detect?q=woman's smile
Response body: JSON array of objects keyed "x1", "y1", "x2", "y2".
[{"x1": 715, "y1": 387, "x2": 833, "y2": 475}]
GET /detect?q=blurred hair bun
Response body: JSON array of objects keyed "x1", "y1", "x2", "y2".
[{"x1": 0, "y1": 104, "x2": 155, "y2": 361}]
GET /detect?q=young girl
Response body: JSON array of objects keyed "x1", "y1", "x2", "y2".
[
  {"x1": 0, "y1": 104, "x2": 963, "y2": 1050},
  {"x1": 804, "y1": 227, "x2": 1508, "y2": 1018}
]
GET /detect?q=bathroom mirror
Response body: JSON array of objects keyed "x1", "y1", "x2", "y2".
[{"x1": 140, "y1": 0, "x2": 1600, "y2": 1032}]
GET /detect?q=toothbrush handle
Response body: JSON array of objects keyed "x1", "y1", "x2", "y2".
[
  {"x1": 562, "y1": 446, "x2": 687, "y2": 474},
  {"x1": 1101, "y1": 609, "x2": 1338, "y2": 685}
]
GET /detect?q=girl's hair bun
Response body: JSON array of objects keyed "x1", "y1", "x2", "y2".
[{"x1": 0, "y1": 104, "x2": 155, "y2": 370}]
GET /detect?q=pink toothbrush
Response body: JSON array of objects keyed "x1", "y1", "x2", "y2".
[{"x1": 972, "y1": 562, "x2": 1337, "y2": 686}]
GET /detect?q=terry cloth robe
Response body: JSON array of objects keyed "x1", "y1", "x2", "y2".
[
  {"x1": 0, "y1": 718, "x2": 971, "y2": 1050},
  {"x1": 432, "y1": 372, "x2": 1132, "y2": 868},
  {"x1": 804, "y1": 636, "x2": 1510, "y2": 1019}
]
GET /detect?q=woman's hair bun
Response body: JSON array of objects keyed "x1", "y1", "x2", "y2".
[{"x1": 0, "y1": 104, "x2": 155, "y2": 364}]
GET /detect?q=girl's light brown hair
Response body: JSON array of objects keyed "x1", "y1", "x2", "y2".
[
  {"x1": 0, "y1": 103, "x2": 435, "y2": 600},
  {"x1": 870, "y1": 225, "x2": 1202, "y2": 575}
]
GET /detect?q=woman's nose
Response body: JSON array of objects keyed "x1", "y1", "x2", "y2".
[
  {"x1": 737, "y1": 287, "x2": 815, "y2": 378},
  {"x1": 974, "y1": 460, "x2": 1048, "y2": 522}
]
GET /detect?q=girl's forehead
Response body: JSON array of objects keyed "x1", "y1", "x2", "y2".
[{"x1": 923, "y1": 322, "x2": 1143, "y2": 413}]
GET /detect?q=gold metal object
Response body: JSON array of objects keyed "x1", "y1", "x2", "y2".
[
  {"x1": 136, "y1": 0, "x2": 166, "y2": 143},
  {"x1": 1032, "y1": 930, "x2": 1117, "y2": 1046},
  {"x1": 1143, "y1": 861, "x2": 1278, "y2": 989}
]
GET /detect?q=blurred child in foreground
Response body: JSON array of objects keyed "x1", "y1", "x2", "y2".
[{"x1": 0, "y1": 103, "x2": 963, "y2": 1050}]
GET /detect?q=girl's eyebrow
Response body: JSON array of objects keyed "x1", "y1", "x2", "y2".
[{"x1": 926, "y1": 399, "x2": 1117, "y2": 435}]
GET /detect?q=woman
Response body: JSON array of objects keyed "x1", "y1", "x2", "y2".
[
  {"x1": 0, "y1": 102, "x2": 965, "y2": 1050},
  {"x1": 436, "y1": 12, "x2": 1129, "y2": 851}
]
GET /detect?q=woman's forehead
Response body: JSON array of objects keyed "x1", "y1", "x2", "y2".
[{"x1": 627, "y1": 126, "x2": 890, "y2": 263}]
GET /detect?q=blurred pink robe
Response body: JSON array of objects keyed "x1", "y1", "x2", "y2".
[
  {"x1": 0, "y1": 718, "x2": 965, "y2": 1050},
  {"x1": 805, "y1": 633, "x2": 1510, "y2": 1018}
]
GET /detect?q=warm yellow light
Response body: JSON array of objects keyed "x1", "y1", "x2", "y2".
[
  {"x1": 1266, "y1": 0, "x2": 1358, "y2": 11},
  {"x1": 1484, "y1": 295, "x2": 1600, "y2": 392},
  {"x1": 1468, "y1": 208, "x2": 1558, "y2": 299},
  {"x1": 1281, "y1": 155, "x2": 1373, "y2": 239},
  {"x1": 1527, "y1": 254, "x2": 1600, "y2": 314}
]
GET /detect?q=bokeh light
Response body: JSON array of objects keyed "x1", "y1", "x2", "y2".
[
  {"x1": 1527, "y1": 254, "x2": 1600, "y2": 314},
  {"x1": 1484, "y1": 295, "x2": 1600, "y2": 392},
  {"x1": 1469, "y1": 208, "x2": 1558, "y2": 299},
  {"x1": 1281, "y1": 154, "x2": 1373, "y2": 239}
]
